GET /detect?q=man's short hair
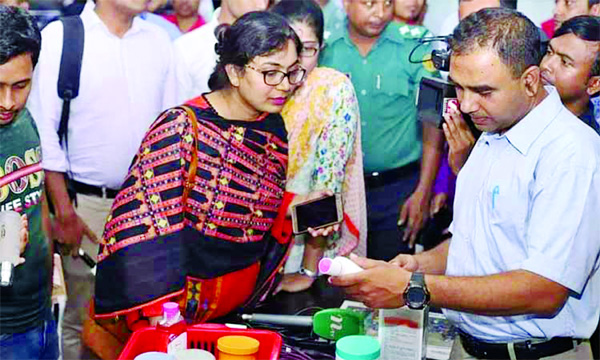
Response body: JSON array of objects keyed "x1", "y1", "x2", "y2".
[
  {"x1": 0, "y1": 4, "x2": 41, "y2": 67},
  {"x1": 590, "y1": 0, "x2": 600, "y2": 7},
  {"x1": 500, "y1": 0, "x2": 517, "y2": 9},
  {"x1": 554, "y1": 15, "x2": 600, "y2": 77},
  {"x1": 451, "y1": 7, "x2": 540, "y2": 78},
  {"x1": 458, "y1": 0, "x2": 518, "y2": 9}
]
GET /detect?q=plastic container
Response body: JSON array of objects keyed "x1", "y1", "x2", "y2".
[
  {"x1": 157, "y1": 302, "x2": 187, "y2": 354},
  {"x1": 0, "y1": 210, "x2": 23, "y2": 287},
  {"x1": 133, "y1": 352, "x2": 175, "y2": 360},
  {"x1": 217, "y1": 335, "x2": 259, "y2": 360},
  {"x1": 118, "y1": 324, "x2": 282, "y2": 360},
  {"x1": 174, "y1": 349, "x2": 216, "y2": 360},
  {"x1": 336, "y1": 335, "x2": 380, "y2": 360},
  {"x1": 319, "y1": 256, "x2": 363, "y2": 276}
]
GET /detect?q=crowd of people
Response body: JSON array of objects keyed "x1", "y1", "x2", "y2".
[{"x1": 0, "y1": 0, "x2": 599, "y2": 360}]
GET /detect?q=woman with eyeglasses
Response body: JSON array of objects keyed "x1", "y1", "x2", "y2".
[
  {"x1": 271, "y1": 0, "x2": 367, "y2": 293},
  {"x1": 92, "y1": 11, "x2": 329, "y2": 336}
]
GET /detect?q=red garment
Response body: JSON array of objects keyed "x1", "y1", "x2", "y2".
[
  {"x1": 163, "y1": 13, "x2": 205, "y2": 33},
  {"x1": 542, "y1": 18, "x2": 555, "y2": 39}
]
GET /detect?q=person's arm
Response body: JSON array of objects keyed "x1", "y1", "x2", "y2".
[
  {"x1": 399, "y1": 122, "x2": 444, "y2": 246},
  {"x1": 26, "y1": 23, "x2": 97, "y2": 256},
  {"x1": 426, "y1": 270, "x2": 569, "y2": 317},
  {"x1": 331, "y1": 256, "x2": 569, "y2": 317},
  {"x1": 45, "y1": 171, "x2": 97, "y2": 255}
]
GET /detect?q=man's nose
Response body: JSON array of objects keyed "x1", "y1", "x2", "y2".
[
  {"x1": 0, "y1": 87, "x2": 15, "y2": 112},
  {"x1": 459, "y1": 91, "x2": 479, "y2": 115}
]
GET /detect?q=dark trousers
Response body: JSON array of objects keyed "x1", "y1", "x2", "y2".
[{"x1": 365, "y1": 166, "x2": 420, "y2": 261}]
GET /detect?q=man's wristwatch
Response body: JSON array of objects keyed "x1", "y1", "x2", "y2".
[
  {"x1": 403, "y1": 272, "x2": 430, "y2": 309},
  {"x1": 299, "y1": 267, "x2": 317, "y2": 279}
]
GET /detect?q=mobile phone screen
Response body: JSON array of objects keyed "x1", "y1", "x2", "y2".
[{"x1": 294, "y1": 195, "x2": 340, "y2": 233}]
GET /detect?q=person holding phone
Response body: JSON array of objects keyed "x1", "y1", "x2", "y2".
[
  {"x1": 93, "y1": 11, "x2": 335, "y2": 337},
  {"x1": 271, "y1": 0, "x2": 367, "y2": 294}
]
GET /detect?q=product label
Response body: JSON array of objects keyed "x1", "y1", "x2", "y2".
[{"x1": 167, "y1": 332, "x2": 187, "y2": 354}]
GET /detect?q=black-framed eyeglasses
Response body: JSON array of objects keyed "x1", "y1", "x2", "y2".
[{"x1": 245, "y1": 65, "x2": 306, "y2": 86}]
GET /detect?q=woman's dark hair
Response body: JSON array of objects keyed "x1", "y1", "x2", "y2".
[
  {"x1": 270, "y1": 0, "x2": 324, "y2": 46},
  {"x1": 451, "y1": 7, "x2": 540, "y2": 78},
  {"x1": 208, "y1": 11, "x2": 302, "y2": 91},
  {"x1": 0, "y1": 5, "x2": 41, "y2": 67},
  {"x1": 554, "y1": 15, "x2": 600, "y2": 77}
]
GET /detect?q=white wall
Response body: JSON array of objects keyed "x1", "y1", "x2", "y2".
[{"x1": 423, "y1": 0, "x2": 555, "y2": 35}]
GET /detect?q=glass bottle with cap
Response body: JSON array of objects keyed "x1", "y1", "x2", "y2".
[
  {"x1": 217, "y1": 335, "x2": 260, "y2": 360},
  {"x1": 336, "y1": 335, "x2": 380, "y2": 360}
]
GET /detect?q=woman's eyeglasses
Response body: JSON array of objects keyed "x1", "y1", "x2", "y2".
[{"x1": 246, "y1": 65, "x2": 307, "y2": 86}]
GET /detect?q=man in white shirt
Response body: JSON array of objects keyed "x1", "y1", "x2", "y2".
[
  {"x1": 174, "y1": 0, "x2": 269, "y2": 100},
  {"x1": 27, "y1": 0, "x2": 178, "y2": 358},
  {"x1": 330, "y1": 8, "x2": 600, "y2": 360}
]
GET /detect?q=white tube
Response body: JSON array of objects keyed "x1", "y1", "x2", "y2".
[{"x1": 319, "y1": 257, "x2": 364, "y2": 276}]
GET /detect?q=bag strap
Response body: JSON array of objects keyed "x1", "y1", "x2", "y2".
[
  {"x1": 57, "y1": 15, "x2": 85, "y2": 148},
  {"x1": 180, "y1": 106, "x2": 199, "y2": 206}
]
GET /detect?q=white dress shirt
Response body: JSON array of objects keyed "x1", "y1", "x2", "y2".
[
  {"x1": 28, "y1": 2, "x2": 179, "y2": 189},
  {"x1": 444, "y1": 87, "x2": 600, "y2": 342},
  {"x1": 174, "y1": 8, "x2": 220, "y2": 101}
]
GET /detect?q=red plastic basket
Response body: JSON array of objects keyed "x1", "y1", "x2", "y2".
[{"x1": 118, "y1": 323, "x2": 282, "y2": 360}]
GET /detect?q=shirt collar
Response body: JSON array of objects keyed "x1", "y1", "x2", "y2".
[
  {"x1": 80, "y1": 0, "x2": 145, "y2": 37},
  {"x1": 503, "y1": 86, "x2": 562, "y2": 155}
]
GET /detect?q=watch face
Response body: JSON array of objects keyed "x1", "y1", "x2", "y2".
[{"x1": 407, "y1": 288, "x2": 426, "y2": 309}]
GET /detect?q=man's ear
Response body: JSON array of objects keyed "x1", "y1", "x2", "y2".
[
  {"x1": 521, "y1": 65, "x2": 541, "y2": 97},
  {"x1": 225, "y1": 64, "x2": 242, "y2": 88},
  {"x1": 590, "y1": 3, "x2": 600, "y2": 16},
  {"x1": 586, "y1": 75, "x2": 600, "y2": 97}
]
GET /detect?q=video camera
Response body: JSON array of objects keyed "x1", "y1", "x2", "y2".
[{"x1": 410, "y1": 36, "x2": 478, "y2": 134}]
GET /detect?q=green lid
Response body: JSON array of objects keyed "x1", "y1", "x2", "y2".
[{"x1": 336, "y1": 335, "x2": 381, "y2": 360}]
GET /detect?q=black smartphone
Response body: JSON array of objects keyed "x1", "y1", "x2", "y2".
[{"x1": 291, "y1": 194, "x2": 343, "y2": 235}]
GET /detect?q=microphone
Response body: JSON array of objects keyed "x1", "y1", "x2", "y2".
[
  {"x1": 242, "y1": 308, "x2": 366, "y2": 340},
  {"x1": 241, "y1": 313, "x2": 313, "y2": 327}
]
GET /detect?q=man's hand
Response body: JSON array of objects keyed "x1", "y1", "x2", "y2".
[
  {"x1": 329, "y1": 254, "x2": 411, "y2": 309},
  {"x1": 442, "y1": 105, "x2": 476, "y2": 175},
  {"x1": 53, "y1": 208, "x2": 98, "y2": 256},
  {"x1": 398, "y1": 189, "x2": 430, "y2": 248},
  {"x1": 389, "y1": 253, "x2": 419, "y2": 272}
]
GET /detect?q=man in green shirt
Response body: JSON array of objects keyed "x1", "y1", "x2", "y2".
[
  {"x1": 320, "y1": 0, "x2": 443, "y2": 260},
  {"x1": 0, "y1": 5, "x2": 58, "y2": 360}
]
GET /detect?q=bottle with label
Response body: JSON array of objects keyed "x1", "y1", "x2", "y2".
[{"x1": 157, "y1": 302, "x2": 187, "y2": 354}]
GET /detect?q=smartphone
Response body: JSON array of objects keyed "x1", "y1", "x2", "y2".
[{"x1": 291, "y1": 194, "x2": 343, "y2": 235}]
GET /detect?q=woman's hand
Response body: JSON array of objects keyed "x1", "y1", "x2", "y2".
[{"x1": 274, "y1": 272, "x2": 316, "y2": 294}]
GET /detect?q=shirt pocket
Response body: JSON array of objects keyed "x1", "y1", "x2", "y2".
[
  {"x1": 485, "y1": 168, "x2": 527, "y2": 244},
  {"x1": 373, "y1": 72, "x2": 411, "y2": 120}
]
